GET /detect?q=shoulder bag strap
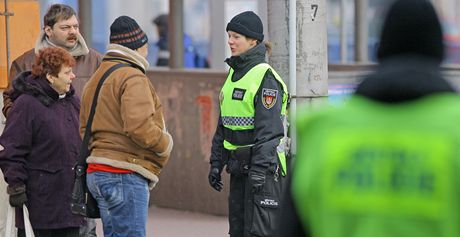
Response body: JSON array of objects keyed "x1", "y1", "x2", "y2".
[{"x1": 78, "y1": 63, "x2": 129, "y2": 164}]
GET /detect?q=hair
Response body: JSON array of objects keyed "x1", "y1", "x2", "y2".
[
  {"x1": 43, "y1": 4, "x2": 77, "y2": 28},
  {"x1": 32, "y1": 47, "x2": 76, "y2": 77},
  {"x1": 263, "y1": 41, "x2": 273, "y2": 56},
  {"x1": 153, "y1": 14, "x2": 168, "y2": 37},
  {"x1": 245, "y1": 37, "x2": 273, "y2": 56}
]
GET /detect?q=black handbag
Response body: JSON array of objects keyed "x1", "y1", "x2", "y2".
[{"x1": 71, "y1": 64, "x2": 128, "y2": 218}]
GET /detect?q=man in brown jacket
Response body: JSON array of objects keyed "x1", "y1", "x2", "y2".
[
  {"x1": 3, "y1": 3, "x2": 102, "y2": 117},
  {"x1": 80, "y1": 16, "x2": 173, "y2": 237}
]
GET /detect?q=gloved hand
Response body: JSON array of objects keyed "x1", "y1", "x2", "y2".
[
  {"x1": 208, "y1": 167, "x2": 223, "y2": 192},
  {"x1": 7, "y1": 185, "x2": 27, "y2": 208},
  {"x1": 249, "y1": 170, "x2": 265, "y2": 193}
]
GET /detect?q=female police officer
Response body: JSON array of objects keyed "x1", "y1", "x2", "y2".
[{"x1": 208, "y1": 11, "x2": 289, "y2": 237}]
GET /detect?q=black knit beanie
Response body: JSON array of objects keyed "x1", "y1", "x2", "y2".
[
  {"x1": 226, "y1": 11, "x2": 264, "y2": 41},
  {"x1": 377, "y1": 0, "x2": 444, "y2": 63},
  {"x1": 110, "y1": 16, "x2": 148, "y2": 50}
]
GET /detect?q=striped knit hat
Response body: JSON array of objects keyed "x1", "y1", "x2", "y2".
[{"x1": 110, "y1": 16, "x2": 148, "y2": 50}]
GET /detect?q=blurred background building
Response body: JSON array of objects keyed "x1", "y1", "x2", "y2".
[
  {"x1": 32, "y1": 0, "x2": 460, "y2": 67},
  {"x1": 36, "y1": 0, "x2": 266, "y2": 69}
]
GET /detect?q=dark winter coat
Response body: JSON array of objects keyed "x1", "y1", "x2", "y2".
[{"x1": 0, "y1": 72, "x2": 85, "y2": 229}]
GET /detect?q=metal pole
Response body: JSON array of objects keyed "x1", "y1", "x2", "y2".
[
  {"x1": 355, "y1": 0, "x2": 368, "y2": 62},
  {"x1": 2, "y1": 0, "x2": 13, "y2": 80},
  {"x1": 267, "y1": 0, "x2": 295, "y2": 151},
  {"x1": 169, "y1": 0, "x2": 184, "y2": 69},
  {"x1": 288, "y1": 0, "x2": 297, "y2": 153},
  {"x1": 340, "y1": 0, "x2": 347, "y2": 63},
  {"x1": 267, "y1": 0, "x2": 290, "y2": 85}
]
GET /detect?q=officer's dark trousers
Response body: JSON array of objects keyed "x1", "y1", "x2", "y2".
[{"x1": 228, "y1": 167, "x2": 283, "y2": 237}]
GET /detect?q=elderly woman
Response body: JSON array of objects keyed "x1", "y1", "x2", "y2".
[{"x1": 0, "y1": 47, "x2": 85, "y2": 237}]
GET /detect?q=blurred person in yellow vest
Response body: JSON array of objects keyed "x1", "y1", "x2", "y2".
[{"x1": 279, "y1": 0, "x2": 460, "y2": 236}]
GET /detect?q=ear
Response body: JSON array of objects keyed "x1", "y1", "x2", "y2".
[
  {"x1": 46, "y1": 73, "x2": 54, "y2": 84},
  {"x1": 44, "y1": 25, "x2": 53, "y2": 37}
]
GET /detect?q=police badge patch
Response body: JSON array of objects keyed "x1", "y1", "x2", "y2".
[{"x1": 262, "y1": 88, "x2": 278, "y2": 109}]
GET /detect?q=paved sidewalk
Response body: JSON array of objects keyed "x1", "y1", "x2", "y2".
[{"x1": 96, "y1": 205, "x2": 229, "y2": 237}]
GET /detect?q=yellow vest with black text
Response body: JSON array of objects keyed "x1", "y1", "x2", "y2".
[
  {"x1": 220, "y1": 63, "x2": 288, "y2": 175},
  {"x1": 293, "y1": 94, "x2": 460, "y2": 237}
]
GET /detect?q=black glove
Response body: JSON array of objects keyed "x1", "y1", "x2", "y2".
[
  {"x1": 7, "y1": 185, "x2": 27, "y2": 208},
  {"x1": 249, "y1": 170, "x2": 265, "y2": 193},
  {"x1": 208, "y1": 167, "x2": 223, "y2": 192}
]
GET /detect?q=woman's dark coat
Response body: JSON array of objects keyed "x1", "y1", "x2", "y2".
[{"x1": 0, "y1": 72, "x2": 85, "y2": 229}]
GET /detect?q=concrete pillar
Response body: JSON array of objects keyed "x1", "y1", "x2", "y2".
[
  {"x1": 267, "y1": 0, "x2": 328, "y2": 154},
  {"x1": 296, "y1": 0, "x2": 329, "y2": 101},
  {"x1": 258, "y1": 0, "x2": 268, "y2": 41},
  {"x1": 267, "y1": 0, "x2": 328, "y2": 97}
]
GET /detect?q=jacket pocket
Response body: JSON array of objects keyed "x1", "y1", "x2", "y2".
[{"x1": 26, "y1": 167, "x2": 63, "y2": 210}]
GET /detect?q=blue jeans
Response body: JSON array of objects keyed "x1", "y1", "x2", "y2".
[{"x1": 87, "y1": 172, "x2": 149, "y2": 237}]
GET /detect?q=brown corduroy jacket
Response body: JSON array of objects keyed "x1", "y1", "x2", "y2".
[{"x1": 80, "y1": 44, "x2": 173, "y2": 189}]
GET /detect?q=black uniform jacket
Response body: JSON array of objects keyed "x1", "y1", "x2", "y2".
[{"x1": 210, "y1": 43, "x2": 287, "y2": 174}]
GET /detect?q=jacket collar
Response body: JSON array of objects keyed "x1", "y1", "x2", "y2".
[
  {"x1": 355, "y1": 55, "x2": 455, "y2": 103},
  {"x1": 34, "y1": 31, "x2": 90, "y2": 57},
  {"x1": 225, "y1": 43, "x2": 266, "y2": 81},
  {"x1": 105, "y1": 44, "x2": 149, "y2": 72},
  {"x1": 12, "y1": 71, "x2": 75, "y2": 106}
]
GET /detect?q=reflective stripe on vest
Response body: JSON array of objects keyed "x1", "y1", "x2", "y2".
[{"x1": 220, "y1": 63, "x2": 289, "y2": 175}]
